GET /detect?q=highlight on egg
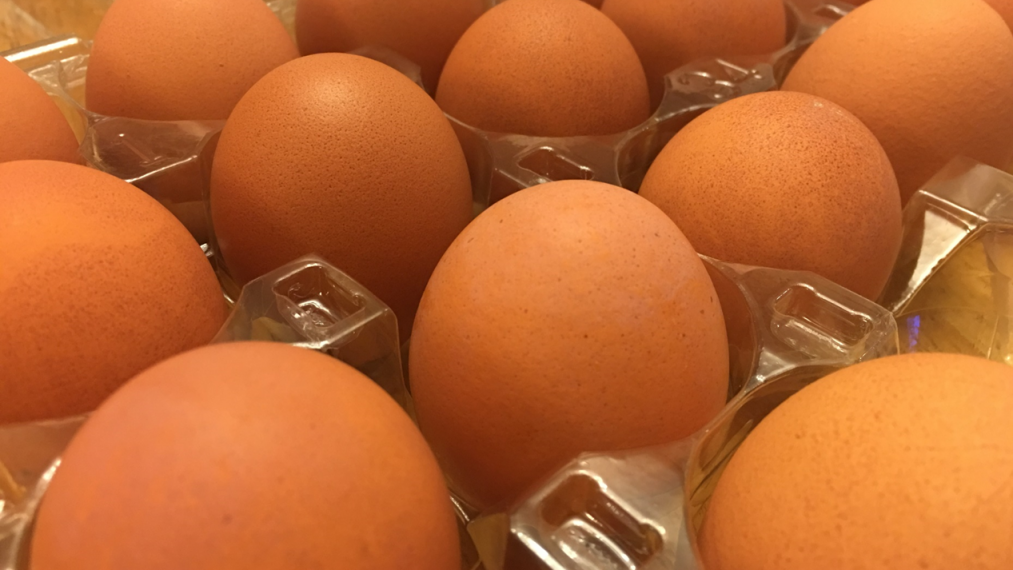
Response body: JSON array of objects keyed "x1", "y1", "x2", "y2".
[
  {"x1": 409, "y1": 179, "x2": 730, "y2": 510},
  {"x1": 30, "y1": 342, "x2": 461, "y2": 570}
]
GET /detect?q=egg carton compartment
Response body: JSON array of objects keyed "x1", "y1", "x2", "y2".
[
  {"x1": 2, "y1": 0, "x2": 853, "y2": 242},
  {"x1": 0, "y1": 254, "x2": 409, "y2": 570},
  {"x1": 457, "y1": 255, "x2": 899, "y2": 570},
  {"x1": 881, "y1": 157, "x2": 1013, "y2": 363},
  {"x1": 453, "y1": 0, "x2": 854, "y2": 206}
]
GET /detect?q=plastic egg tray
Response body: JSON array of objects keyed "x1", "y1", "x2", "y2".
[{"x1": 1, "y1": 0, "x2": 1007, "y2": 568}]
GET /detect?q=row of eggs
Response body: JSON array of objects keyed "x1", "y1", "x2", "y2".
[{"x1": 3, "y1": 0, "x2": 1013, "y2": 569}]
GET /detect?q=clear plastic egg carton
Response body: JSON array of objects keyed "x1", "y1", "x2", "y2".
[
  {"x1": 1, "y1": 0, "x2": 855, "y2": 244},
  {"x1": 0, "y1": 255, "x2": 407, "y2": 570},
  {"x1": 880, "y1": 157, "x2": 1013, "y2": 363},
  {"x1": 452, "y1": 254, "x2": 898, "y2": 570}
]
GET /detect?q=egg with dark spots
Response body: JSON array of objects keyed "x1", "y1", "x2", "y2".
[
  {"x1": 409, "y1": 180, "x2": 729, "y2": 510},
  {"x1": 639, "y1": 91, "x2": 902, "y2": 300},
  {"x1": 0, "y1": 160, "x2": 226, "y2": 423}
]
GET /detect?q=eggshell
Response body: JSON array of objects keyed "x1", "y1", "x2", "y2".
[
  {"x1": 409, "y1": 180, "x2": 729, "y2": 510},
  {"x1": 0, "y1": 160, "x2": 226, "y2": 423},
  {"x1": 986, "y1": 0, "x2": 1013, "y2": 28},
  {"x1": 700, "y1": 353, "x2": 1013, "y2": 570},
  {"x1": 295, "y1": 0, "x2": 486, "y2": 90},
  {"x1": 0, "y1": 58, "x2": 79, "y2": 164},
  {"x1": 210, "y1": 54, "x2": 473, "y2": 340},
  {"x1": 435, "y1": 0, "x2": 651, "y2": 137},
  {"x1": 86, "y1": 0, "x2": 299, "y2": 120},
  {"x1": 31, "y1": 342, "x2": 460, "y2": 570},
  {"x1": 639, "y1": 91, "x2": 902, "y2": 300},
  {"x1": 782, "y1": 0, "x2": 1013, "y2": 202},
  {"x1": 601, "y1": 0, "x2": 786, "y2": 107}
]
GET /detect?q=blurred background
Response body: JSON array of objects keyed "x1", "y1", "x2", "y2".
[{"x1": 0, "y1": 0, "x2": 111, "y2": 51}]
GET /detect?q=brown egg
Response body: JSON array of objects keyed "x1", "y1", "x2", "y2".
[
  {"x1": 639, "y1": 91, "x2": 902, "y2": 300},
  {"x1": 782, "y1": 0, "x2": 1013, "y2": 203},
  {"x1": 295, "y1": 0, "x2": 486, "y2": 90},
  {"x1": 700, "y1": 353, "x2": 1013, "y2": 570},
  {"x1": 0, "y1": 161, "x2": 226, "y2": 423},
  {"x1": 435, "y1": 0, "x2": 651, "y2": 136},
  {"x1": 0, "y1": 58, "x2": 79, "y2": 164},
  {"x1": 601, "y1": 0, "x2": 786, "y2": 108},
  {"x1": 86, "y1": 0, "x2": 298, "y2": 120},
  {"x1": 409, "y1": 180, "x2": 729, "y2": 510},
  {"x1": 31, "y1": 342, "x2": 460, "y2": 570},
  {"x1": 210, "y1": 54, "x2": 473, "y2": 340},
  {"x1": 986, "y1": 0, "x2": 1013, "y2": 28}
]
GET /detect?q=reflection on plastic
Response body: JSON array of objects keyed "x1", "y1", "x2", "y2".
[
  {"x1": 212, "y1": 254, "x2": 411, "y2": 416},
  {"x1": 466, "y1": 256, "x2": 899, "y2": 570},
  {"x1": 881, "y1": 157, "x2": 1013, "y2": 363}
]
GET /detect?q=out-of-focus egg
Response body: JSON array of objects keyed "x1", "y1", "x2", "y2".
[
  {"x1": 210, "y1": 54, "x2": 472, "y2": 341},
  {"x1": 601, "y1": 0, "x2": 786, "y2": 107},
  {"x1": 436, "y1": 0, "x2": 651, "y2": 136},
  {"x1": 700, "y1": 353, "x2": 1013, "y2": 570},
  {"x1": 639, "y1": 91, "x2": 902, "y2": 300},
  {"x1": 295, "y1": 0, "x2": 485, "y2": 90},
  {"x1": 782, "y1": 0, "x2": 1013, "y2": 202},
  {"x1": 0, "y1": 58, "x2": 79, "y2": 164},
  {"x1": 86, "y1": 0, "x2": 298, "y2": 120},
  {"x1": 409, "y1": 180, "x2": 729, "y2": 510},
  {"x1": 31, "y1": 342, "x2": 460, "y2": 570},
  {"x1": 0, "y1": 160, "x2": 226, "y2": 423}
]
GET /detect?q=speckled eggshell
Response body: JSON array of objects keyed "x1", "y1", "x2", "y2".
[
  {"x1": 210, "y1": 54, "x2": 473, "y2": 340},
  {"x1": 782, "y1": 0, "x2": 1013, "y2": 203},
  {"x1": 295, "y1": 0, "x2": 486, "y2": 90},
  {"x1": 639, "y1": 91, "x2": 902, "y2": 300},
  {"x1": 700, "y1": 353, "x2": 1013, "y2": 570},
  {"x1": 0, "y1": 161, "x2": 226, "y2": 423},
  {"x1": 86, "y1": 0, "x2": 299, "y2": 120},
  {"x1": 435, "y1": 0, "x2": 651, "y2": 137},
  {"x1": 31, "y1": 342, "x2": 460, "y2": 570},
  {"x1": 409, "y1": 180, "x2": 730, "y2": 510},
  {"x1": 0, "y1": 58, "x2": 79, "y2": 164},
  {"x1": 601, "y1": 0, "x2": 786, "y2": 107}
]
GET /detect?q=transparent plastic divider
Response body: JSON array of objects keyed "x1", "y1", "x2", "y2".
[
  {"x1": 466, "y1": 256, "x2": 899, "y2": 570},
  {"x1": 880, "y1": 157, "x2": 1013, "y2": 362}
]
